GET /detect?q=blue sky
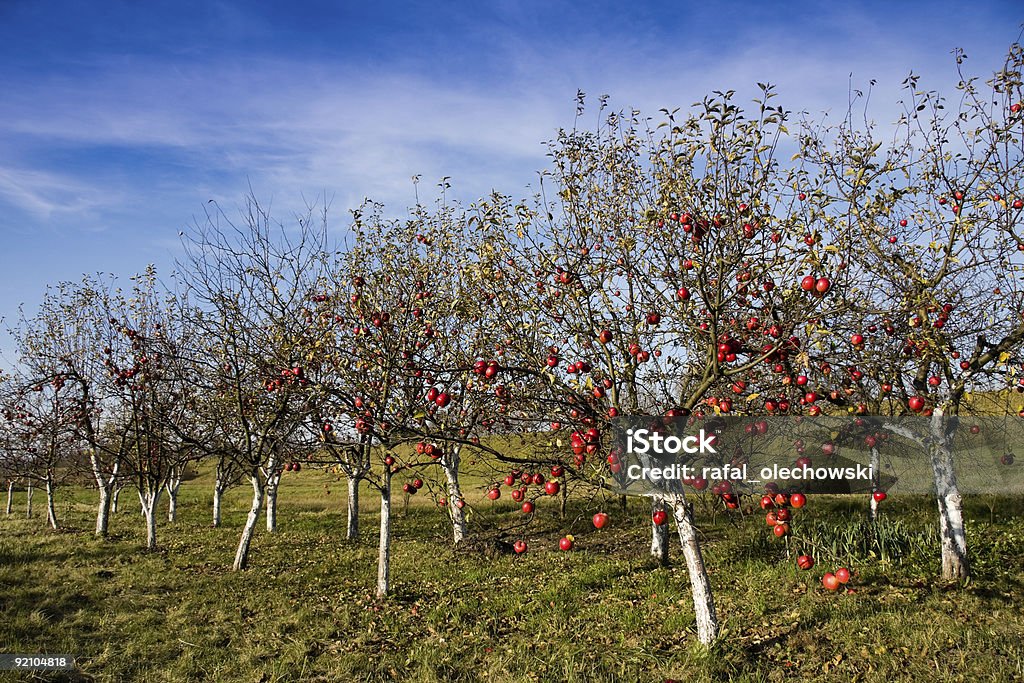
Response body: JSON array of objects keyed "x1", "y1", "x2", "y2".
[{"x1": 0, "y1": 0, "x2": 1020, "y2": 356}]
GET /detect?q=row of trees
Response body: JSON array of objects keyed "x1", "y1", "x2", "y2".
[{"x1": 3, "y1": 44, "x2": 1023, "y2": 646}]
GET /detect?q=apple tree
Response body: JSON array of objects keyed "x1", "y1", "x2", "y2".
[
  {"x1": 179, "y1": 196, "x2": 329, "y2": 569},
  {"x1": 493, "y1": 89, "x2": 853, "y2": 644},
  {"x1": 800, "y1": 43, "x2": 1024, "y2": 580}
]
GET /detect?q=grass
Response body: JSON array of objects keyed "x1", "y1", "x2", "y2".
[{"x1": 1, "y1": 469, "x2": 1023, "y2": 682}]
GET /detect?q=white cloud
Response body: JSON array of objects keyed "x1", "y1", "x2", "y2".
[
  {"x1": 0, "y1": 166, "x2": 117, "y2": 223},
  {"x1": 0, "y1": 13, "x2": 1016, "y2": 232}
]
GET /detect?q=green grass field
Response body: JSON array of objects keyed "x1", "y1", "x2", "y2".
[{"x1": 1, "y1": 467, "x2": 1023, "y2": 682}]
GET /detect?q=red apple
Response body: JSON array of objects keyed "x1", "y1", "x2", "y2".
[
  {"x1": 513, "y1": 540, "x2": 528, "y2": 554},
  {"x1": 652, "y1": 510, "x2": 668, "y2": 526},
  {"x1": 544, "y1": 480, "x2": 560, "y2": 495},
  {"x1": 592, "y1": 512, "x2": 609, "y2": 529},
  {"x1": 559, "y1": 537, "x2": 574, "y2": 551},
  {"x1": 486, "y1": 487, "x2": 501, "y2": 500},
  {"x1": 835, "y1": 567, "x2": 851, "y2": 584},
  {"x1": 797, "y1": 554, "x2": 815, "y2": 570},
  {"x1": 872, "y1": 490, "x2": 887, "y2": 502},
  {"x1": 822, "y1": 572, "x2": 839, "y2": 590},
  {"x1": 790, "y1": 493, "x2": 807, "y2": 508}
]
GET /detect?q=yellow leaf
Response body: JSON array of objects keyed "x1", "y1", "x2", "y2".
[{"x1": 746, "y1": 393, "x2": 761, "y2": 402}]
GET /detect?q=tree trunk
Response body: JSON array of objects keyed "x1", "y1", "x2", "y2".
[
  {"x1": 165, "y1": 469, "x2": 183, "y2": 523},
  {"x1": 95, "y1": 486, "x2": 111, "y2": 536},
  {"x1": 869, "y1": 447, "x2": 880, "y2": 522},
  {"x1": 441, "y1": 448, "x2": 466, "y2": 544},
  {"x1": 26, "y1": 483, "x2": 33, "y2": 518},
  {"x1": 45, "y1": 474, "x2": 58, "y2": 530},
  {"x1": 139, "y1": 488, "x2": 162, "y2": 550},
  {"x1": 618, "y1": 494, "x2": 628, "y2": 512},
  {"x1": 377, "y1": 471, "x2": 392, "y2": 597},
  {"x1": 346, "y1": 474, "x2": 360, "y2": 540},
  {"x1": 929, "y1": 416, "x2": 969, "y2": 580},
  {"x1": 265, "y1": 473, "x2": 280, "y2": 532},
  {"x1": 233, "y1": 475, "x2": 264, "y2": 571},
  {"x1": 650, "y1": 496, "x2": 669, "y2": 566},
  {"x1": 670, "y1": 495, "x2": 718, "y2": 646},
  {"x1": 6, "y1": 481, "x2": 13, "y2": 515},
  {"x1": 213, "y1": 478, "x2": 224, "y2": 528},
  {"x1": 111, "y1": 485, "x2": 122, "y2": 514},
  {"x1": 91, "y1": 455, "x2": 118, "y2": 535}
]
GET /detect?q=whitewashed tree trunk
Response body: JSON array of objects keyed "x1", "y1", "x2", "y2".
[
  {"x1": 869, "y1": 447, "x2": 880, "y2": 522},
  {"x1": 212, "y1": 478, "x2": 225, "y2": 528},
  {"x1": 91, "y1": 455, "x2": 118, "y2": 536},
  {"x1": 45, "y1": 474, "x2": 58, "y2": 530},
  {"x1": 96, "y1": 486, "x2": 111, "y2": 536},
  {"x1": 111, "y1": 485, "x2": 122, "y2": 514},
  {"x1": 138, "y1": 488, "x2": 163, "y2": 550},
  {"x1": 26, "y1": 483, "x2": 33, "y2": 518},
  {"x1": 441, "y1": 448, "x2": 466, "y2": 544},
  {"x1": 651, "y1": 495, "x2": 669, "y2": 566},
  {"x1": 165, "y1": 468, "x2": 183, "y2": 523},
  {"x1": 346, "y1": 475, "x2": 360, "y2": 540},
  {"x1": 265, "y1": 472, "x2": 280, "y2": 532},
  {"x1": 930, "y1": 414, "x2": 969, "y2": 580},
  {"x1": 884, "y1": 415, "x2": 970, "y2": 581},
  {"x1": 233, "y1": 474, "x2": 265, "y2": 571},
  {"x1": 377, "y1": 472, "x2": 392, "y2": 597},
  {"x1": 6, "y1": 481, "x2": 13, "y2": 515},
  {"x1": 669, "y1": 495, "x2": 718, "y2": 646}
]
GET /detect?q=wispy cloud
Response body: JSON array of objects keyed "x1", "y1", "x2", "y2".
[
  {"x1": 0, "y1": 166, "x2": 118, "y2": 223},
  {"x1": 0, "y1": 0, "x2": 1018, "y2": 340}
]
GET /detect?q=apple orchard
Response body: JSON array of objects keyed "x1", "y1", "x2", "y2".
[{"x1": 3, "y1": 45, "x2": 1024, "y2": 648}]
